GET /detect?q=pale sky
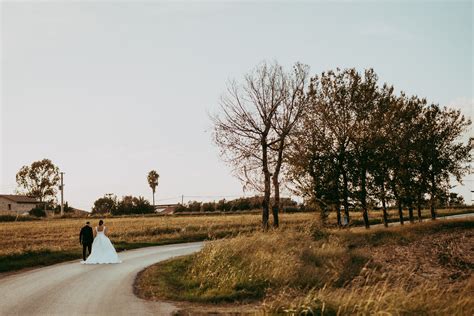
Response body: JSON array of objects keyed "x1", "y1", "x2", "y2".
[{"x1": 1, "y1": 1, "x2": 473, "y2": 210}]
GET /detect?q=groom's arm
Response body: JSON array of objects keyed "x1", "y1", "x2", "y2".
[{"x1": 79, "y1": 228, "x2": 83, "y2": 244}]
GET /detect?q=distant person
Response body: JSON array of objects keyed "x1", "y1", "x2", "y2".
[
  {"x1": 79, "y1": 221, "x2": 94, "y2": 261},
  {"x1": 82, "y1": 219, "x2": 121, "y2": 264}
]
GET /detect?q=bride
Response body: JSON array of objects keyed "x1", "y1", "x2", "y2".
[{"x1": 82, "y1": 220, "x2": 121, "y2": 264}]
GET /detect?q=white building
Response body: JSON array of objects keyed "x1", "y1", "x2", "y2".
[{"x1": 0, "y1": 195, "x2": 39, "y2": 215}]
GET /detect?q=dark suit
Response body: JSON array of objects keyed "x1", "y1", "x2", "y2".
[{"x1": 79, "y1": 225, "x2": 94, "y2": 261}]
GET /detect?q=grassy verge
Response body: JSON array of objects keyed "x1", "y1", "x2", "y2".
[
  {"x1": 0, "y1": 249, "x2": 80, "y2": 273},
  {"x1": 0, "y1": 234, "x2": 213, "y2": 274},
  {"x1": 135, "y1": 218, "x2": 474, "y2": 315}
]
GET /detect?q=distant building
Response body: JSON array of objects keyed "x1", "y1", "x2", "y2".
[
  {"x1": 69, "y1": 207, "x2": 90, "y2": 217},
  {"x1": 0, "y1": 195, "x2": 39, "y2": 215},
  {"x1": 154, "y1": 204, "x2": 177, "y2": 215}
]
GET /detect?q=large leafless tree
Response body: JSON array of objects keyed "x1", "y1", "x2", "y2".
[
  {"x1": 212, "y1": 61, "x2": 308, "y2": 229},
  {"x1": 269, "y1": 63, "x2": 309, "y2": 227}
]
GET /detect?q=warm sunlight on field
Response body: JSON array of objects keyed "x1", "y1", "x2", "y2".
[
  {"x1": 136, "y1": 219, "x2": 474, "y2": 315},
  {"x1": 0, "y1": 213, "x2": 314, "y2": 257}
]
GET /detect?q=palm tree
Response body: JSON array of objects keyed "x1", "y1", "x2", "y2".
[{"x1": 147, "y1": 170, "x2": 159, "y2": 206}]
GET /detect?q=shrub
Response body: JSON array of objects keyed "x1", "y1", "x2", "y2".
[
  {"x1": 216, "y1": 199, "x2": 231, "y2": 212},
  {"x1": 92, "y1": 196, "x2": 117, "y2": 214},
  {"x1": 29, "y1": 206, "x2": 47, "y2": 217},
  {"x1": 168, "y1": 196, "x2": 301, "y2": 213},
  {"x1": 202, "y1": 202, "x2": 215, "y2": 212},
  {"x1": 133, "y1": 196, "x2": 155, "y2": 214},
  {"x1": 53, "y1": 202, "x2": 74, "y2": 214},
  {"x1": 187, "y1": 201, "x2": 202, "y2": 213},
  {"x1": 113, "y1": 196, "x2": 154, "y2": 215},
  {"x1": 174, "y1": 204, "x2": 188, "y2": 213}
]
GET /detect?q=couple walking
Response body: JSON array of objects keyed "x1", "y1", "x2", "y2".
[{"x1": 79, "y1": 220, "x2": 122, "y2": 264}]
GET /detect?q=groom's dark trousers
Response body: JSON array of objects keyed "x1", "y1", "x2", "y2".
[
  {"x1": 79, "y1": 225, "x2": 94, "y2": 261},
  {"x1": 82, "y1": 243, "x2": 92, "y2": 261}
]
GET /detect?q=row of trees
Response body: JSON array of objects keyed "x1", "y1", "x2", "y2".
[
  {"x1": 213, "y1": 62, "x2": 472, "y2": 229},
  {"x1": 288, "y1": 68, "x2": 472, "y2": 228},
  {"x1": 174, "y1": 196, "x2": 299, "y2": 213},
  {"x1": 92, "y1": 194, "x2": 154, "y2": 215}
]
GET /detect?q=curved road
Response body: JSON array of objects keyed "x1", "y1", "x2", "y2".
[{"x1": 0, "y1": 242, "x2": 203, "y2": 316}]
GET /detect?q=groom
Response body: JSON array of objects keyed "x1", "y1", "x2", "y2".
[{"x1": 79, "y1": 221, "x2": 94, "y2": 261}]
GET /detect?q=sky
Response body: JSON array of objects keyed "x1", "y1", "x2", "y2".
[{"x1": 1, "y1": 1, "x2": 473, "y2": 210}]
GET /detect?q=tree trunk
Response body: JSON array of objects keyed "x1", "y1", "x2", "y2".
[
  {"x1": 430, "y1": 174, "x2": 437, "y2": 220},
  {"x1": 262, "y1": 142, "x2": 271, "y2": 230},
  {"x1": 382, "y1": 197, "x2": 388, "y2": 228},
  {"x1": 342, "y1": 170, "x2": 350, "y2": 223},
  {"x1": 336, "y1": 204, "x2": 342, "y2": 227},
  {"x1": 152, "y1": 190, "x2": 155, "y2": 207},
  {"x1": 417, "y1": 200, "x2": 422, "y2": 222},
  {"x1": 398, "y1": 200, "x2": 404, "y2": 225},
  {"x1": 272, "y1": 175, "x2": 280, "y2": 228},
  {"x1": 271, "y1": 139, "x2": 284, "y2": 229},
  {"x1": 361, "y1": 168, "x2": 369, "y2": 229},
  {"x1": 408, "y1": 205, "x2": 414, "y2": 223},
  {"x1": 381, "y1": 182, "x2": 388, "y2": 227},
  {"x1": 362, "y1": 208, "x2": 369, "y2": 229},
  {"x1": 392, "y1": 182, "x2": 404, "y2": 225}
]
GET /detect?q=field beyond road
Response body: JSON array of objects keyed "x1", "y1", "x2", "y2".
[
  {"x1": 0, "y1": 209, "x2": 472, "y2": 274},
  {"x1": 0, "y1": 212, "x2": 312, "y2": 273}
]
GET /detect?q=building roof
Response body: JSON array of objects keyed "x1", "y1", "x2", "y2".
[
  {"x1": 0, "y1": 194, "x2": 39, "y2": 204},
  {"x1": 154, "y1": 204, "x2": 177, "y2": 214},
  {"x1": 70, "y1": 208, "x2": 89, "y2": 214}
]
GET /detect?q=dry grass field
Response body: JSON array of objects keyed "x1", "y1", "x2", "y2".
[
  {"x1": 136, "y1": 218, "x2": 474, "y2": 315},
  {"x1": 0, "y1": 212, "x2": 315, "y2": 257},
  {"x1": 2, "y1": 208, "x2": 469, "y2": 256},
  {"x1": 0, "y1": 208, "x2": 471, "y2": 273}
]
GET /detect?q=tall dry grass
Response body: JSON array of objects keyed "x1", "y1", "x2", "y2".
[
  {"x1": 0, "y1": 213, "x2": 314, "y2": 257},
  {"x1": 140, "y1": 218, "x2": 473, "y2": 314},
  {"x1": 265, "y1": 275, "x2": 474, "y2": 315}
]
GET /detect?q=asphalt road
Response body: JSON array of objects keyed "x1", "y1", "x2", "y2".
[{"x1": 0, "y1": 242, "x2": 203, "y2": 316}]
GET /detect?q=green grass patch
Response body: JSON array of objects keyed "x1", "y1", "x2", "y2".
[
  {"x1": 135, "y1": 255, "x2": 268, "y2": 303},
  {"x1": 0, "y1": 249, "x2": 80, "y2": 273}
]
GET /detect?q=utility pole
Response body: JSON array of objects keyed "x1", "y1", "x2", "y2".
[
  {"x1": 181, "y1": 195, "x2": 184, "y2": 204},
  {"x1": 60, "y1": 172, "x2": 65, "y2": 216}
]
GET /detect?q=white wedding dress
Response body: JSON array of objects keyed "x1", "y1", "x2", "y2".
[{"x1": 82, "y1": 226, "x2": 122, "y2": 264}]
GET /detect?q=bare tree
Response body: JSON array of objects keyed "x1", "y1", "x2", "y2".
[
  {"x1": 269, "y1": 63, "x2": 309, "y2": 227},
  {"x1": 212, "y1": 61, "x2": 287, "y2": 229}
]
